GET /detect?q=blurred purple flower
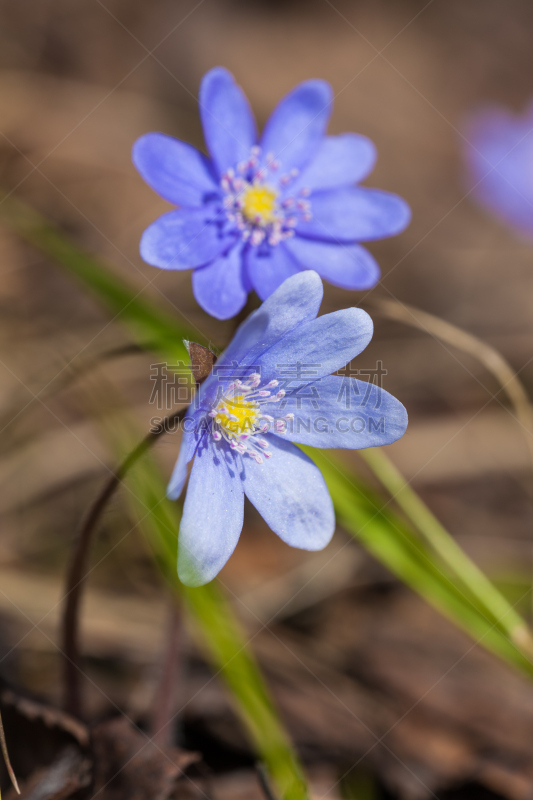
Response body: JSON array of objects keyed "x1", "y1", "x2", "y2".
[
  {"x1": 133, "y1": 67, "x2": 411, "y2": 320},
  {"x1": 465, "y1": 102, "x2": 533, "y2": 237},
  {"x1": 169, "y1": 271, "x2": 408, "y2": 586}
]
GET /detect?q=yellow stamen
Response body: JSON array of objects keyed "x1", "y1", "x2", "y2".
[
  {"x1": 216, "y1": 395, "x2": 258, "y2": 436},
  {"x1": 241, "y1": 184, "x2": 278, "y2": 226}
]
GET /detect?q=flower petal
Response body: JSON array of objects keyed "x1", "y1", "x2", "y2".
[
  {"x1": 140, "y1": 208, "x2": 232, "y2": 269},
  {"x1": 255, "y1": 307, "x2": 373, "y2": 384},
  {"x1": 260, "y1": 80, "x2": 333, "y2": 172},
  {"x1": 167, "y1": 411, "x2": 206, "y2": 500},
  {"x1": 291, "y1": 133, "x2": 377, "y2": 193},
  {"x1": 274, "y1": 374, "x2": 408, "y2": 449},
  {"x1": 246, "y1": 243, "x2": 301, "y2": 300},
  {"x1": 297, "y1": 187, "x2": 411, "y2": 242},
  {"x1": 464, "y1": 107, "x2": 533, "y2": 237},
  {"x1": 132, "y1": 133, "x2": 218, "y2": 208},
  {"x1": 178, "y1": 440, "x2": 244, "y2": 586},
  {"x1": 214, "y1": 270, "x2": 323, "y2": 371},
  {"x1": 242, "y1": 436, "x2": 334, "y2": 550},
  {"x1": 192, "y1": 244, "x2": 248, "y2": 319},
  {"x1": 199, "y1": 67, "x2": 257, "y2": 177},
  {"x1": 285, "y1": 237, "x2": 379, "y2": 289}
]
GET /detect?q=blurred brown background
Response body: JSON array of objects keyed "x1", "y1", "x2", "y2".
[{"x1": 0, "y1": 2, "x2": 533, "y2": 799}]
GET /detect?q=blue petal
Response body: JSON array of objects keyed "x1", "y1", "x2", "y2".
[
  {"x1": 246, "y1": 243, "x2": 301, "y2": 300},
  {"x1": 192, "y1": 244, "x2": 248, "y2": 319},
  {"x1": 286, "y1": 237, "x2": 379, "y2": 289},
  {"x1": 132, "y1": 133, "x2": 218, "y2": 208},
  {"x1": 274, "y1": 374, "x2": 408, "y2": 449},
  {"x1": 214, "y1": 270, "x2": 323, "y2": 372},
  {"x1": 291, "y1": 134, "x2": 377, "y2": 193},
  {"x1": 297, "y1": 188, "x2": 411, "y2": 242},
  {"x1": 255, "y1": 307, "x2": 373, "y2": 384},
  {"x1": 464, "y1": 107, "x2": 533, "y2": 237},
  {"x1": 140, "y1": 208, "x2": 232, "y2": 269},
  {"x1": 199, "y1": 67, "x2": 257, "y2": 177},
  {"x1": 260, "y1": 80, "x2": 333, "y2": 172},
  {"x1": 178, "y1": 440, "x2": 244, "y2": 586},
  {"x1": 242, "y1": 436, "x2": 334, "y2": 549},
  {"x1": 167, "y1": 410, "x2": 206, "y2": 500}
]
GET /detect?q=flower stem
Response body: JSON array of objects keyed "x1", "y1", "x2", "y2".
[
  {"x1": 0, "y1": 708, "x2": 20, "y2": 795},
  {"x1": 366, "y1": 296, "x2": 533, "y2": 485},
  {"x1": 61, "y1": 407, "x2": 187, "y2": 718},
  {"x1": 149, "y1": 596, "x2": 182, "y2": 748}
]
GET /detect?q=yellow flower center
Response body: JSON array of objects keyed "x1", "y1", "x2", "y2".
[
  {"x1": 241, "y1": 184, "x2": 278, "y2": 226},
  {"x1": 216, "y1": 395, "x2": 259, "y2": 436}
]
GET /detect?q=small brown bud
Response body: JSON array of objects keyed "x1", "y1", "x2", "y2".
[{"x1": 184, "y1": 341, "x2": 217, "y2": 386}]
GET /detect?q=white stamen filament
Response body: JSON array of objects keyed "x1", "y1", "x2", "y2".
[
  {"x1": 219, "y1": 145, "x2": 313, "y2": 247},
  {"x1": 208, "y1": 373, "x2": 291, "y2": 462}
]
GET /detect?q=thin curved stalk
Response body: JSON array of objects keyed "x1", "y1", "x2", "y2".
[
  {"x1": 61, "y1": 407, "x2": 187, "y2": 717},
  {"x1": 149, "y1": 597, "x2": 182, "y2": 748},
  {"x1": 62, "y1": 406, "x2": 309, "y2": 800},
  {"x1": 366, "y1": 297, "x2": 533, "y2": 474},
  {"x1": 0, "y1": 709, "x2": 20, "y2": 795},
  {"x1": 364, "y1": 295, "x2": 533, "y2": 634}
]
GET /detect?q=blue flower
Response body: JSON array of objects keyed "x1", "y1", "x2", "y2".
[
  {"x1": 464, "y1": 102, "x2": 533, "y2": 237},
  {"x1": 133, "y1": 67, "x2": 411, "y2": 320},
  {"x1": 169, "y1": 271, "x2": 408, "y2": 586}
]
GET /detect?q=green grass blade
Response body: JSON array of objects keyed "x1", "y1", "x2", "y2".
[
  {"x1": 122, "y1": 443, "x2": 308, "y2": 800},
  {"x1": 4, "y1": 193, "x2": 532, "y2": 679},
  {"x1": 359, "y1": 447, "x2": 532, "y2": 648},
  {"x1": 183, "y1": 579, "x2": 308, "y2": 800},
  {"x1": 0, "y1": 194, "x2": 198, "y2": 362},
  {"x1": 307, "y1": 449, "x2": 533, "y2": 676}
]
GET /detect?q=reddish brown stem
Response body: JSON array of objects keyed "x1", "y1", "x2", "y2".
[
  {"x1": 61, "y1": 407, "x2": 187, "y2": 718},
  {"x1": 150, "y1": 597, "x2": 182, "y2": 747}
]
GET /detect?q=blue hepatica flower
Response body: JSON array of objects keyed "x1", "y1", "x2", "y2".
[
  {"x1": 465, "y1": 102, "x2": 533, "y2": 237},
  {"x1": 169, "y1": 271, "x2": 408, "y2": 586},
  {"x1": 133, "y1": 67, "x2": 411, "y2": 320}
]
